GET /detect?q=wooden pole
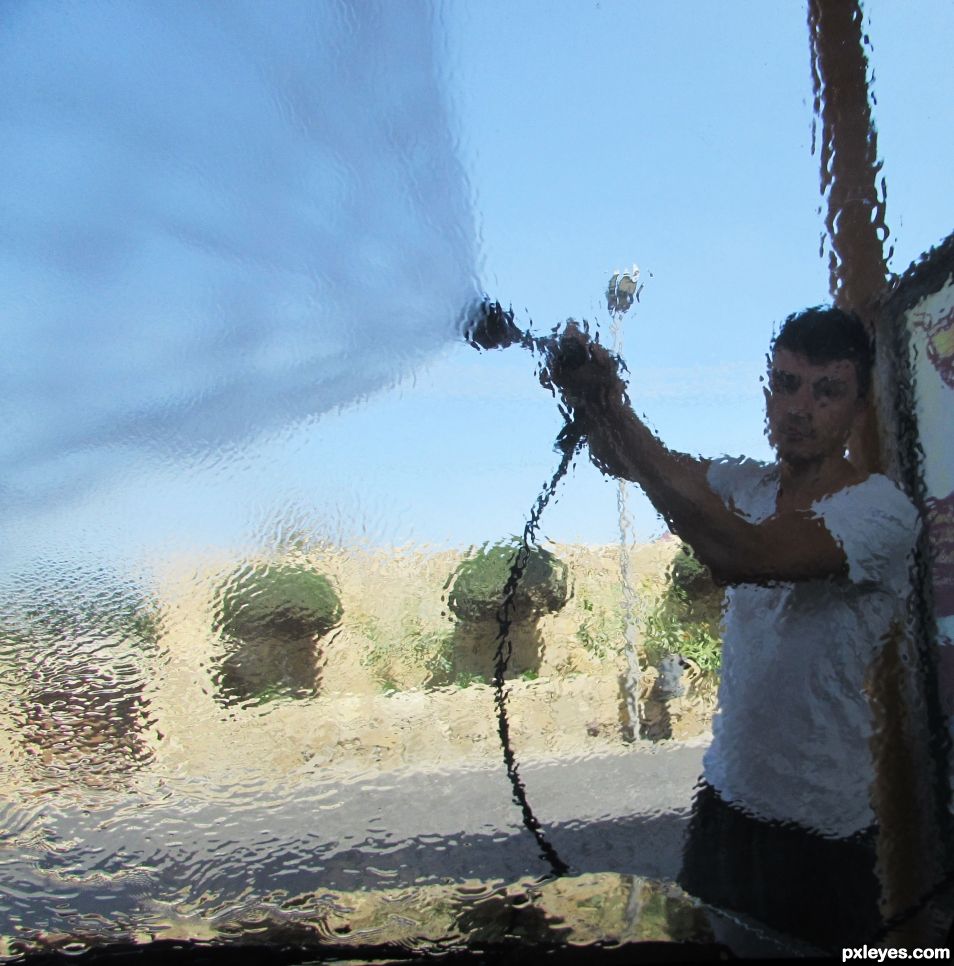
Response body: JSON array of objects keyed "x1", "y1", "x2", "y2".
[
  {"x1": 808, "y1": 0, "x2": 943, "y2": 942},
  {"x1": 808, "y1": 0, "x2": 888, "y2": 475},
  {"x1": 808, "y1": 0, "x2": 889, "y2": 312}
]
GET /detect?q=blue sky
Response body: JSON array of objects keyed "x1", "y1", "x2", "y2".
[{"x1": 2, "y1": 0, "x2": 953, "y2": 580}]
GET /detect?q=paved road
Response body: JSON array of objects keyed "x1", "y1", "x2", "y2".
[
  {"x1": 283, "y1": 741, "x2": 707, "y2": 889},
  {"x1": 0, "y1": 742, "x2": 706, "y2": 935}
]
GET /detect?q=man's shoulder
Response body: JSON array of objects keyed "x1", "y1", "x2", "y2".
[
  {"x1": 813, "y1": 473, "x2": 919, "y2": 589},
  {"x1": 815, "y1": 472, "x2": 917, "y2": 521},
  {"x1": 706, "y1": 456, "x2": 777, "y2": 509}
]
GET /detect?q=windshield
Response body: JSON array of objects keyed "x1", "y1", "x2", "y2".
[{"x1": 1, "y1": 1, "x2": 952, "y2": 961}]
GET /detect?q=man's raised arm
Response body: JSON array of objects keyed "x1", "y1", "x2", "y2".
[{"x1": 545, "y1": 327, "x2": 848, "y2": 585}]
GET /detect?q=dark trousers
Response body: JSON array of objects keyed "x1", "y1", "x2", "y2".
[{"x1": 678, "y1": 782, "x2": 883, "y2": 952}]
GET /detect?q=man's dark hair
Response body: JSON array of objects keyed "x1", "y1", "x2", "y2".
[{"x1": 772, "y1": 305, "x2": 874, "y2": 398}]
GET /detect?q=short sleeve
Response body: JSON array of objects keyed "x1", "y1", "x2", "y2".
[
  {"x1": 813, "y1": 475, "x2": 919, "y2": 591},
  {"x1": 706, "y1": 457, "x2": 775, "y2": 522}
]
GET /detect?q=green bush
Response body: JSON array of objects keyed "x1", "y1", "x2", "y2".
[
  {"x1": 211, "y1": 561, "x2": 342, "y2": 706},
  {"x1": 669, "y1": 545, "x2": 722, "y2": 625},
  {"x1": 447, "y1": 541, "x2": 569, "y2": 624},
  {"x1": 643, "y1": 608, "x2": 722, "y2": 675},
  {"x1": 643, "y1": 544, "x2": 723, "y2": 675},
  {"x1": 575, "y1": 589, "x2": 625, "y2": 661},
  {"x1": 214, "y1": 561, "x2": 342, "y2": 642},
  {"x1": 669, "y1": 545, "x2": 714, "y2": 598}
]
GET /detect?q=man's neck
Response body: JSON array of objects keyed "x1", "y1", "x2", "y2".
[{"x1": 777, "y1": 453, "x2": 865, "y2": 512}]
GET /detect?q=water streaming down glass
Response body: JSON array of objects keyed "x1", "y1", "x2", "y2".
[
  {"x1": 0, "y1": 1, "x2": 513, "y2": 956},
  {"x1": 0, "y1": 0, "x2": 477, "y2": 562}
]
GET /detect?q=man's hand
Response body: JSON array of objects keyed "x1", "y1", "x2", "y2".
[{"x1": 542, "y1": 322, "x2": 627, "y2": 416}]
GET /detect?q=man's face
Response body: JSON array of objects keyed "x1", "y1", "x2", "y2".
[{"x1": 765, "y1": 348, "x2": 865, "y2": 465}]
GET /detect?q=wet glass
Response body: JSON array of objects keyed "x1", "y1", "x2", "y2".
[{"x1": 1, "y1": 1, "x2": 953, "y2": 960}]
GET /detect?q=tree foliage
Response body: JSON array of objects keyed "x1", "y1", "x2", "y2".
[
  {"x1": 214, "y1": 561, "x2": 342, "y2": 642},
  {"x1": 447, "y1": 541, "x2": 569, "y2": 624}
]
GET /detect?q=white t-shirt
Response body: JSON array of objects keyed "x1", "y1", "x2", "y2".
[{"x1": 702, "y1": 458, "x2": 919, "y2": 838}]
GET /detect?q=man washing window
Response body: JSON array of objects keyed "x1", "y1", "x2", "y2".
[{"x1": 545, "y1": 306, "x2": 918, "y2": 950}]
